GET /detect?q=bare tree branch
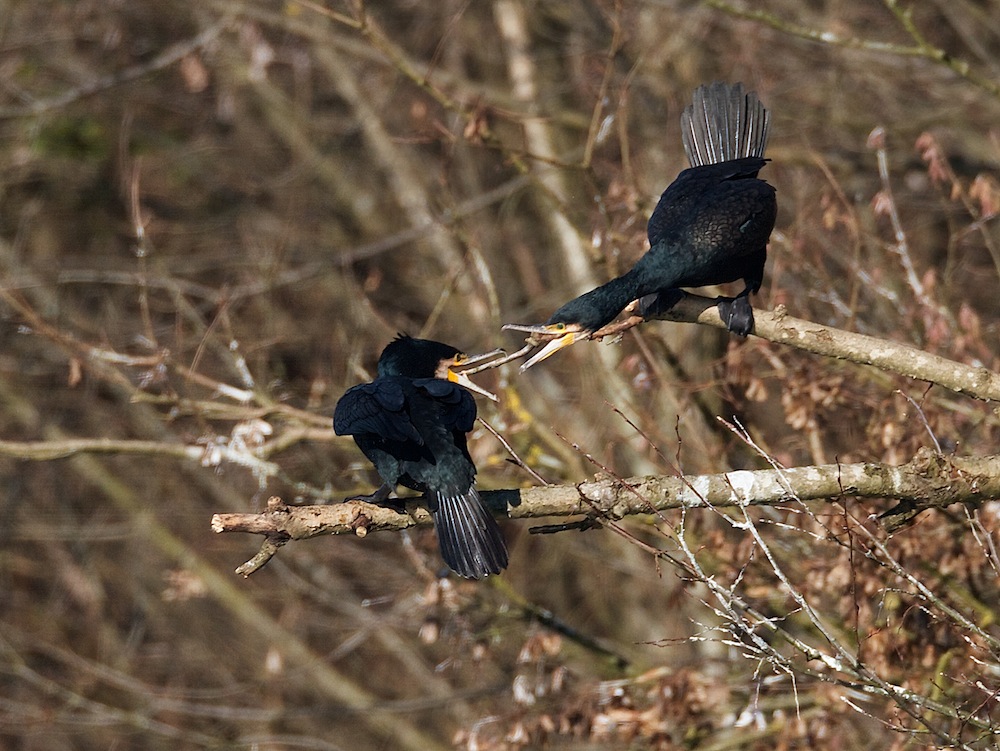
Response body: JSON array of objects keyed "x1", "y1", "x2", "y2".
[
  {"x1": 0, "y1": 436, "x2": 282, "y2": 477},
  {"x1": 213, "y1": 448, "x2": 1000, "y2": 575},
  {"x1": 571, "y1": 292, "x2": 1000, "y2": 402}
]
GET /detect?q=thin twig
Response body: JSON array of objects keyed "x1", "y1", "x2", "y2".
[
  {"x1": 476, "y1": 416, "x2": 551, "y2": 486},
  {"x1": 703, "y1": 0, "x2": 1000, "y2": 100},
  {"x1": 0, "y1": 16, "x2": 234, "y2": 118}
]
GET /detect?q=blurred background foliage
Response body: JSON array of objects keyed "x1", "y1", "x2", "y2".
[{"x1": 1, "y1": 1, "x2": 1000, "y2": 749}]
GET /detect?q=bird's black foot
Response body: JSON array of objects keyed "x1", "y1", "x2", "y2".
[
  {"x1": 717, "y1": 294, "x2": 755, "y2": 336},
  {"x1": 345, "y1": 483, "x2": 406, "y2": 512},
  {"x1": 638, "y1": 288, "x2": 685, "y2": 319}
]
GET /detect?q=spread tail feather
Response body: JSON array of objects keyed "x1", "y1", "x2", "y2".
[
  {"x1": 681, "y1": 81, "x2": 770, "y2": 167},
  {"x1": 432, "y1": 487, "x2": 508, "y2": 579}
]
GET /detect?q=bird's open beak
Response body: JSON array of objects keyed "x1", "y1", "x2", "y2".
[
  {"x1": 448, "y1": 370, "x2": 498, "y2": 401},
  {"x1": 502, "y1": 323, "x2": 585, "y2": 372},
  {"x1": 444, "y1": 348, "x2": 506, "y2": 401},
  {"x1": 517, "y1": 331, "x2": 580, "y2": 371}
]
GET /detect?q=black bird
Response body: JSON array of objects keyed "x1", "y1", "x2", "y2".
[
  {"x1": 333, "y1": 335, "x2": 509, "y2": 579},
  {"x1": 506, "y1": 81, "x2": 777, "y2": 369}
]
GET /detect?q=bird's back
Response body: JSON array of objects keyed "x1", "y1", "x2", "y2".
[
  {"x1": 643, "y1": 156, "x2": 776, "y2": 288},
  {"x1": 647, "y1": 157, "x2": 768, "y2": 246},
  {"x1": 334, "y1": 375, "x2": 476, "y2": 495}
]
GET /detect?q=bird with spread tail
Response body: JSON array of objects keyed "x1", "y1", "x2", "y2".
[
  {"x1": 333, "y1": 335, "x2": 509, "y2": 579},
  {"x1": 505, "y1": 81, "x2": 777, "y2": 370}
]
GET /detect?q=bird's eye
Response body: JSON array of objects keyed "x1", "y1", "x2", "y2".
[
  {"x1": 551, "y1": 323, "x2": 566, "y2": 331},
  {"x1": 453, "y1": 355, "x2": 467, "y2": 365}
]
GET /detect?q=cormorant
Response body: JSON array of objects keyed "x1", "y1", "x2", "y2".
[
  {"x1": 333, "y1": 335, "x2": 509, "y2": 579},
  {"x1": 506, "y1": 81, "x2": 777, "y2": 370}
]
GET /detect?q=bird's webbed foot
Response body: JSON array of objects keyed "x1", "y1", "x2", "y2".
[
  {"x1": 638, "y1": 288, "x2": 685, "y2": 319},
  {"x1": 716, "y1": 293, "x2": 755, "y2": 337},
  {"x1": 344, "y1": 483, "x2": 405, "y2": 512}
]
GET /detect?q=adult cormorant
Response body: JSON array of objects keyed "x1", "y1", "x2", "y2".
[
  {"x1": 333, "y1": 335, "x2": 508, "y2": 579},
  {"x1": 506, "y1": 81, "x2": 777, "y2": 370}
]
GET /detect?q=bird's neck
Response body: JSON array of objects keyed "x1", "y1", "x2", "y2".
[
  {"x1": 581, "y1": 265, "x2": 661, "y2": 330},
  {"x1": 605, "y1": 265, "x2": 649, "y2": 300}
]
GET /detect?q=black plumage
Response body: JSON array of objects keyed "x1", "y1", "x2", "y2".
[
  {"x1": 506, "y1": 82, "x2": 777, "y2": 369},
  {"x1": 333, "y1": 336, "x2": 508, "y2": 579}
]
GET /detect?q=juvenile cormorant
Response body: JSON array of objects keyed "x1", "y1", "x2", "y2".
[
  {"x1": 333, "y1": 335, "x2": 508, "y2": 579},
  {"x1": 506, "y1": 81, "x2": 777, "y2": 369}
]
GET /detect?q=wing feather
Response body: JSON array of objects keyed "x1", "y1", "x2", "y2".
[{"x1": 333, "y1": 380, "x2": 423, "y2": 444}]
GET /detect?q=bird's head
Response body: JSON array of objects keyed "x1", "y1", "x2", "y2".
[
  {"x1": 377, "y1": 335, "x2": 503, "y2": 400},
  {"x1": 502, "y1": 292, "x2": 613, "y2": 371},
  {"x1": 436, "y1": 349, "x2": 505, "y2": 402},
  {"x1": 504, "y1": 284, "x2": 623, "y2": 373}
]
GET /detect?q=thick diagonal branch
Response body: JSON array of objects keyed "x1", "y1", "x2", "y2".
[{"x1": 587, "y1": 293, "x2": 1000, "y2": 402}]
